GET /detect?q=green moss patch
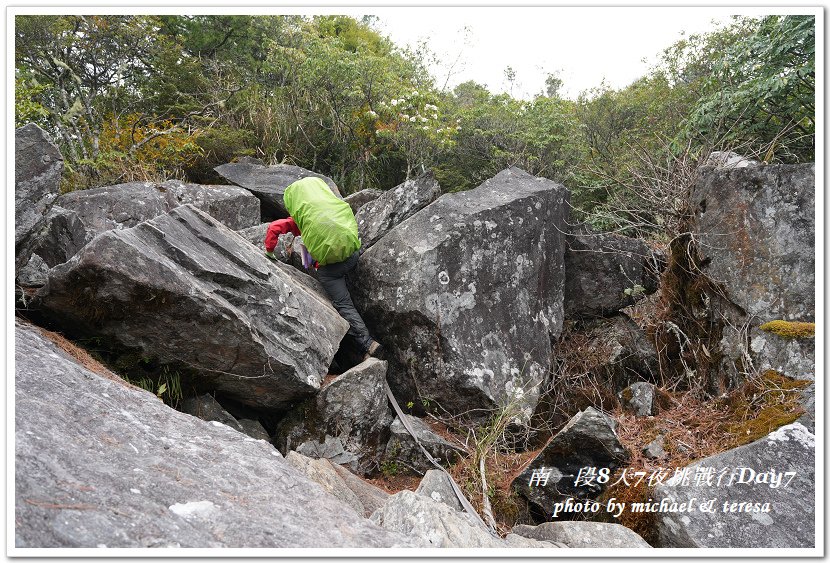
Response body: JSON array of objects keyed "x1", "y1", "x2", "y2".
[{"x1": 759, "y1": 320, "x2": 815, "y2": 339}]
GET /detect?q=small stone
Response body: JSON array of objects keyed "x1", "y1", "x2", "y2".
[
  {"x1": 619, "y1": 381, "x2": 657, "y2": 417},
  {"x1": 642, "y1": 435, "x2": 667, "y2": 459}
]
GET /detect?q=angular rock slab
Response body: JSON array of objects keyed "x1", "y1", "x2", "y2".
[
  {"x1": 370, "y1": 490, "x2": 559, "y2": 548},
  {"x1": 33, "y1": 204, "x2": 348, "y2": 410},
  {"x1": 415, "y1": 469, "x2": 464, "y2": 512},
  {"x1": 354, "y1": 167, "x2": 568, "y2": 422},
  {"x1": 214, "y1": 161, "x2": 340, "y2": 219},
  {"x1": 15, "y1": 123, "x2": 63, "y2": 270},
  {"x1": 692, "y1": 163, "x2": 815, "y2": 321},
  {"x1": 512, "y1": 521, "x2": 651, "y2": 548},
  {"x1": 274, "y1": 358, "x2": 393, "y2": 474},
  {"x1": 284, "y1": 452, "x2": 366, "y2": 513},
  {"x1": 181, "y1": 393, "x2": 243, "y2": 432},
  {"x1": 513, "y1": 407, "x2": 629, "y2": 516},
  {"x1": 653, "y1": 422, "x2": 815, "y2": 548},
  {"x1": 330, "y1": 463, "x2": 391, "y2": 518},
  {"x1": 564, "y1": 223, "x2": 661, "y2": 319},
  {"x1": 14, "y1": 320, "x2": 412, "y2": 549},
  {"x1": 27, "y1": 180, "x2": 261, "y2": 269},
  {"x1": 355, "y1": 171, "x2": 441, "y2": 249},
  {"x1": 344, "y1": 188, "x2": 384, "y2": 213}
]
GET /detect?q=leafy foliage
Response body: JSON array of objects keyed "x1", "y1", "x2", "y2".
[
  {"x1": 682, "y1": 15, "x2": 815, "y2": 162},
  {"x1": 15, "y1": 14, "x2": 815, "y2": 200}
]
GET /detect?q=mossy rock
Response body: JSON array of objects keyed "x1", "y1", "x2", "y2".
[{"x1": 759, "y1": 320, "x2": 815, "y2": 339}]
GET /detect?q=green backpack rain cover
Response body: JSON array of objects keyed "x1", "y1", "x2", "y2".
[{"x1": 282, "y1": 177, "x2": 361, "y2": 266}]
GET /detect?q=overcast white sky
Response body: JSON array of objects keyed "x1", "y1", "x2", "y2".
[{"x1": 344, "y1": 7, "x2": 774, "y2": 100}]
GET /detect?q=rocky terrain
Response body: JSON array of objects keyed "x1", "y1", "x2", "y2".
[{"x1": 14, "y1": 125, "x2": 816, "y2": 552}]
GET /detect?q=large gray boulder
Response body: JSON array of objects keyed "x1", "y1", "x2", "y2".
[
  {"x1": 691, "y1": 163, "x2": 815, "y2": 396},
  {"x1": 15, "y1": 123, "x2": 63, "y2": 271},
  {"x1": 513, "y1": 407, "x2": 629, "y2": 516},
  {"x1": 564, "y1": 224, "x2": 661, "y2": 319},
  {"x1": 692, "y1": 164, "x2": 814, "y2": 322},
  {"x1": 513, "y1": 521, "x2": 651, "y2": 548},
  {"x1": 26, "y1": 180, "x2": 261, "y2": 269},
  {"x1": 353, "y1": 168, "x2": 569, "y2": 422},
  {"x1": 14, "y1": 319, "x2": 413, "y2": 548},
  {"x1": 214, "y1": 161, "x2": 340, "y2": 219},
  {"x1": 370, "y1": 490, "x2": 559, "y2": 548},
  {"x1": 33, "y1": 204, "x2": 348, "y2": 410},
  {"x1": 653, "y1": 422, "x2": 815, "y2": 548},
  {"x1": 355, "y1": 172, "x2": 441, "y2": 249},
  {"x1": 274, "y1": 358, "x2": 393, "y2": 474}
]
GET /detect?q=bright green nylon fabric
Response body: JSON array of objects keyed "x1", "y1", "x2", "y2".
[{"x1": 282, "y1": 177, "x2": 361, "y2": 266}]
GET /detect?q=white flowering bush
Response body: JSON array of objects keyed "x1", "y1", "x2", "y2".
[{"x1": 371, "y1": 90, "x2": 459, "y2": 178}]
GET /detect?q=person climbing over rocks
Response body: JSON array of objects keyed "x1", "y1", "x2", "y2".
[{"x1": 264, "y1": 176, "x2": 383, "y2": 361}]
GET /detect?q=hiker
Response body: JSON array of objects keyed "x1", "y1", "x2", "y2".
[{"x1": 264, "y1": 176, "x2": 382, "y2": 360}]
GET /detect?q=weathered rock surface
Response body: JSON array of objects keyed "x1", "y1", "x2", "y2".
[
  {"x1": 274, "y1": 358, "x2": 393, "y2": 474},
  {"x1": 564, "y1": 224, "x2": 661, "y2": 319},
  {"x1": 15, "y1": 124, "x2": 63, "y2": 271},
  {"x1": 513, "y1": 407, "x2": 629, "y2": 516},
  {"x1": 24, "y1": 205, "x2": 89, "y2": 269},
  {"x1": 33, "y1": 204, "x2": 348, "y2": 410},
  {"x1": 619, "y1": 381, "x2": 658, "y2": 417},
  {"x1": 384, "y1": 415, "x2": 465, "y2": 474},
  {"x1": 690, "y1": 163, "x2": 815, "y2": 397},
  {"x1": 353, "y1": 168, "x2": 569, "y2": 422},
  {"x1": 214, "y1": 161, "x2": 340, "y2": 219},
  {"x1": 415, "y1": 469, "x2": 464, "y2": 511},
  {"x1": 284, "y1": 452, "x2": 366, "y2": 512},
  {"x1": 181, "y1": 394, "x2": 243, "y2": 431},
  {"x1": 284, "y1": 452, "x2": 390, "y2": 519},
  {"x1": 237, "y1": 222, "x2": 270, "y2": 249},
  {"x1": 512, "y1": 521, "x2": 651, "y2": 548},
  {"x1": 25, "y1": 180, "x2": 261, "y2": 269},
  {"x1": 653, "y1": 422, "x2": 815, "y2": 548},
  {"x1": 692, "y1": 164, "x2": 814, "y2": 322},
  {"x1": 17, "y1": 254, "x2": 50, "y2": 288},
  {"x1": 749, "y1": 327, "x2": 815, "y2": 381},
  {"x1": 355, "y1": 172, "x2": 441, "y2": 249},
  {"x1": 15, "y1": 320, "x2": 413, "y2": 548},
  {"x1": 330, "y1": 463, "x2": 390, "y2": 518},
  {"x1": 370, "y1": 490, "x2": 559, "y2": 548},
  {"x1": 344, "y1": 188, "x2": 384, "y2": 213},
  {"x1": 237, "y1": 419, "x2": 270, "y2": 441}
]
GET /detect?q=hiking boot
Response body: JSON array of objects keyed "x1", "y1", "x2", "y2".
[{"x1": 364, "y1": 340, "x2": 384, "y2": 361}]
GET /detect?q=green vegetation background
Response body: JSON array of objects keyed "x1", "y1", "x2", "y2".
[{"x1": 15, "y1": 14, "x2": 814, "y2": 238}]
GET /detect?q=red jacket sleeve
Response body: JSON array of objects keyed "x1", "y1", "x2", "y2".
[{"x1": 264, "y1": 218, "x2": 301, "y2": 252}]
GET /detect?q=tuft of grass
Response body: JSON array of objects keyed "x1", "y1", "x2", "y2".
[{"x1": 759, "y1": 320, "x2": 815, "y2": 339}]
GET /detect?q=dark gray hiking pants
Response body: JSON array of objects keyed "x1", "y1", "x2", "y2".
[{"x1": 316, "y1": 251, "x2": 373, "y2": 353}]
